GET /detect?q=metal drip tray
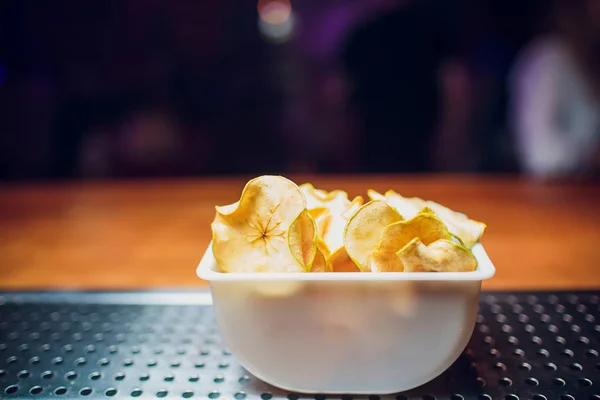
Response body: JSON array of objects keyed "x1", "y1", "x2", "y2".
[{"x1": 0, "y1": 291, "x2": 599, "y2": 399}]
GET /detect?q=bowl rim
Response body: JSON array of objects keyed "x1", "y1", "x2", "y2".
[{"x1": 197, "y1": 241, "x2": 495, "y2": 282}]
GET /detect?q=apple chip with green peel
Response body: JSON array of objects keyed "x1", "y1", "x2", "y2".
[
  {"x1": 288, "y1": 209, "x2": 318, "y2": 270},
  {"x1": 344, "y1": 201, "x2": 402, "y2": 271},
  {"x1": 371, "y1": 189, "x2": 486, "y2": 249},
  {"x1": 211, "y1": 175, "x2": 315, "y2": 273},
  {"x1": 378, "y1": 208, "x2": 451, "y2": 254},
  {"x1": 309, "y1": 248, "x2": 331, "y2": 272},
  {"x1": 421, "y1": 200, "x2": 486, "y2": 248}
]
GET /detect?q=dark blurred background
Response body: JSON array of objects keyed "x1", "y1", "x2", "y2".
[{"x1": 1, "y1": 0, "x2": 599, "y2": 181}]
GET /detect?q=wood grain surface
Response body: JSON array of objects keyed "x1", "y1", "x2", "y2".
[{"x1": 1, "y1": 175, "x2": 599, "y2": 291}]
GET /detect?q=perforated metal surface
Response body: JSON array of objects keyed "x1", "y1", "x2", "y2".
[{"x1": 0, "y1": 291, "x2": 599, "y2": 399}]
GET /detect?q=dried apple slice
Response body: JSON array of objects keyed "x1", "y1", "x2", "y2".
[
  {"x1": 288, "y1": 210, "x2": 318, "y2": 271},
  {"x1": 341, "y1": 196, "x2": 365, "y2": 220},
  {"x1": 367, "y1": 189, "x2": 386, "y2": 201},
  {"x1": 344, "y1": 201, "x2": 402, "y2": 271},
  {"x1": 398, "y1": 237, "x2": 477, "y2": 272},
  {"x1": 300, "y1": 183, "x2": 364, "y2": 254},
  {"x1": 327, "y1": 247, "x2": 361, "y2": 272},
  {"x1": 367, "y1": 251, "x2": 405, "y2": 272},
  {"x1": 422, "y1": 200, "x2": 486, "y2": 248},
  {"x1": 317, "y1": 238, "x2": 331, "y2": 260},
  {"x1": 383, "y1": 190, "x2": 425, "y2": 220},
  {"x1": 309, "y1": 248, "x2": 331, "y2": 272},
  {"x1": 376, "y1": 190, "x2": 486, "y2": 248},
  {"x1": 321, "y1": 195, "x2": 365, "y2": 254},
  {"x1": 378, "y1": 208, "x2": 450, "y2": 254},
  {"x1": 211, "y1": 175, "x2": 310, "y2": 272}
]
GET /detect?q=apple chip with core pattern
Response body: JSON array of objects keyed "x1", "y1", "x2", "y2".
[{"x1": 211, "y1": 175, "x2": 314, "y2": 272}]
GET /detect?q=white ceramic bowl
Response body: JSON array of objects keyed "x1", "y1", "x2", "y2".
[{"x1": 197, "y1": 243, "x2": 495, "y2": 394}]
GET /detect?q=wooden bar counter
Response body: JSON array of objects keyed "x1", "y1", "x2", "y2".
[{"x1": 1, "y1": 175, "x2": 599, "y2": 291}]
